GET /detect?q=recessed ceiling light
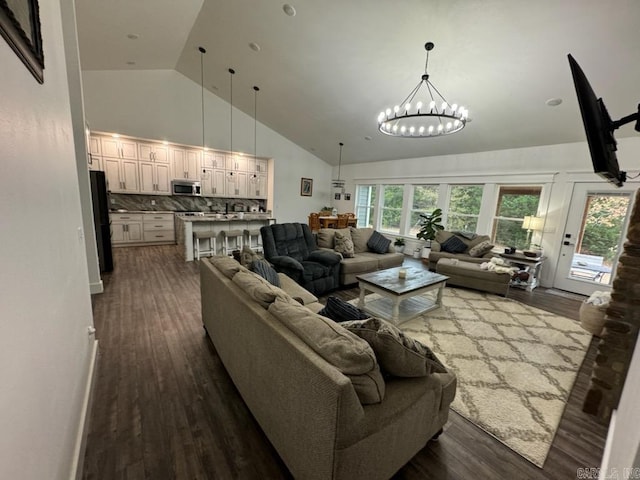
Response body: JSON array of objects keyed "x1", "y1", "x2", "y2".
[
  {"x1": 126, "y1": 33, "x2": 139, "y2": 40},
  {"x1": 546, "y1": 97, "x2": 563, "y2": 107},
  {"x1": 364, "y1": 136, "x2": 372, "y2": 141},
  {"x1": 126, "y1": 61, "x2": 136, "y2": 65},
  {"x1": 282, "y1": 4, "x2": 296, "y2": 16},
  {"x1": 249, "y1": 42, "x2": 261, "y2": 52}
]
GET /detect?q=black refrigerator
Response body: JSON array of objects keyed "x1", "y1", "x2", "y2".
[{"x1": 89, "y1": 170, "x2": 114, "y2": 272}]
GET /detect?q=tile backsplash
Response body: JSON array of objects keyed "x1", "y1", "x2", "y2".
[{"x1": 110, "y1": 194, "x2": 266, "y2": 213}]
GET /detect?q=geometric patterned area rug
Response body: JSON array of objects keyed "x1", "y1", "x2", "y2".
[{"x1": 357, "y1": 288, "x2": 592, "y2": 467}]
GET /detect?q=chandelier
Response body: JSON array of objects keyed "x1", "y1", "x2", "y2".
[
  {"x1": 377, "y1": 42, "x2": 468, "y2": 138},
  {"x1": 249, "y1": 85, "x2": 260, "y2": 185}
]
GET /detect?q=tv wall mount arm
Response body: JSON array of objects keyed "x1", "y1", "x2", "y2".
[{"x1": 611, "y1": 103, "x2": 640, "y2": 132}]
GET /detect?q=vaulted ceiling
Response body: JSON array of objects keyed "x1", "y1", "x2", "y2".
[{"x1": 75, "y1": 0, "x2": 640, "y2": 165}]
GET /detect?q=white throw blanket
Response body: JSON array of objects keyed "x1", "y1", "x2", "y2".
[{"x1": 480, "y1": 257, "x2": 517, "y2": 275}]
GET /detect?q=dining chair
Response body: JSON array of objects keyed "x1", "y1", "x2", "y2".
[
  {"x1": 336, "y1": 213, "x2": 350, "y2": 229},
  {"x1": 308, "y1": 212, "x2": 321, "y2": 232}
]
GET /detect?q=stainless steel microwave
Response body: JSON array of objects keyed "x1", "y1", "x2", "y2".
[{"x1": 171, "y1": 179, "x2": 201, "y2": 196}]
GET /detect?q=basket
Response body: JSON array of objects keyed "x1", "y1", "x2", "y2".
[{"x1": 579, "y1": 301, "x2": 607, "y2": 336}]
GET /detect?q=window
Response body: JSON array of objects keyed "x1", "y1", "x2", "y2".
[
  {"x1": 380, "y1": 185, "x2": 404, "y2": 234},
  {"x1": 409, "y1": 185, "x2": 439, "y2": 236},
  {"x1": 447, "y1": 185, "x2": 483, "y2": 232},
  {"x1": 492, "y1": 186, "x2": 542, "y2": 249},
  {"x1": 355, "y1": 185, "x2": 376, "y2": 228}
]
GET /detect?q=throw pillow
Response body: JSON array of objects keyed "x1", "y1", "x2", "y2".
[
  {"x1": 318, "y1": 296, "x2": 370, "y2": 322},
  {"x1": 367, "y1": 230, "x2": 391, "y2": 254},
  {"x1": 239, "y1": 245, "x2": 262, "y2": 267},
  {"x1": 250, "y1": 259, "x2": 281, "y2": 287},
  {"x1": 468, "y1": 240, "x2": 494, "y2": 257},
  {"x1": 334, "y1": 231, "x2": 355, "y2": 258},
  {"x1": 209, "y1": 255, "x2": 250, "y2": 279},
  {"x1": 440, "y1": 235, "x2": 468, "y2": 254},
  {"x1": 268, "y1": 297, "x2": 385, "y2": 404},
  {"x1": 341, "y1": 317, "x2": 448, "y2": 377}
]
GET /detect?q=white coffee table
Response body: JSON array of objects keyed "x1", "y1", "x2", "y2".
[{"x1": 356, "y1": 266, "x2": 449, "y2": 325}]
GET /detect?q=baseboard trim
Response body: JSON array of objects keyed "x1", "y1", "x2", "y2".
[
  {"x1": 90, "y1": 280, "x2": 104, "y2": 295},
  {"x1": 70, "y1": 338, "x2": 99, "y2": 480}
]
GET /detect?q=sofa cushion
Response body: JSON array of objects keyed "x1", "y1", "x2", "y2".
[
  {"x1": 268, "y1": 297, "x2": 385, "y2": 404},
  {"x1": 367, "y1": 230, "x2": 392, "y2": 254},
  {"x1": 250, "y1": 259, "x2": 281, "y2": 287},
  {"x1": 468, "y1": 240, "x2": 494, "y2": 257},
  {"x1": 340, "y1": 317, "x2": 448, "y2": 377},
  {"x1": 340, "y1": 255, "x2": 380, "y2": 275},
  {"x1": 440, "y1": 235, "x2": 468, "y2": 253},
  {"x1": 318, "y1": 296, "x2": 370, "y2": 322},
  {"x1": 375, "y1": 252, "x2": 405, "y2": 269},
  {"x1": 350, "y1": 227, "x2": 374, "y2": 254},
  {"x1": 334, "y1": 231, "x2": 355, "y2": 258},
  {"x1": 209, "y1": 255, "x2": 250, "y2": 279},
  {"x1": 232, "y1": 270, "x2": 287, "y2": 308}
]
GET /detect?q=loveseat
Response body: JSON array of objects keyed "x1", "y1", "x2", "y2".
[
  {"x1": 427, "y1": 230, "x2": 496, "y2": 270},
  {"x1": 316, "y1": 227, "x2": 404, "y2": 285},
  {"x1": 200, "y1": 255, "x2": 456, "y2": 480}
]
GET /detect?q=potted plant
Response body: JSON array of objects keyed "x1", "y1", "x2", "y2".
[
  {"x1": 416, "y1": 208, "x2": 444, "y2": 257},
  {"x1": 393, "y1": 238, "x2": 406, "y2": 253}
]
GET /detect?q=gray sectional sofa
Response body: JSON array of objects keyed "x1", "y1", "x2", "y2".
[
  {"x1": 316, "y1": 227, "x2": 405, "y2": 285},
  {"x1": 200, "y1": 255, "x2": 456, "y2": 480}
]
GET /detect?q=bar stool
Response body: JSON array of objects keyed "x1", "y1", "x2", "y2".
[
  {"x1": 193, "y1": 230, "x2": 217, "y2": 260},
  {"x1": 221, "y1": 229, "x2": 244, "y2": 256},
  {"x1": 244, "y1": 229, "x2": 263, "y2": 253}
]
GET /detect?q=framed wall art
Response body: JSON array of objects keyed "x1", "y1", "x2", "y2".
[
  {"x1": 0, "y1": 0, "x2": 44, "y2": 83},
  {"x1": 300, "y1": 177, "x2": 313, "y2": 196}
]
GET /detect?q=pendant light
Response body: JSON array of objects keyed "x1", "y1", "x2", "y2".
[
  {"x1": 249, "y1": 85, "x2": 260, "y2": 185},
  {"x1": 227, "y1": 68, "x2": 236, "y2": 183},
  {"x1": 332, "y1": 142, "x2": 350, "y2": 200},
  {"x1": 198, "y1": 46, "x2": 207, "y2": 179}
]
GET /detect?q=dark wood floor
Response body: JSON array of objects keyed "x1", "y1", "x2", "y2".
[{"x1": 83, "y1": 246, "x2": 609, "y2": 479}]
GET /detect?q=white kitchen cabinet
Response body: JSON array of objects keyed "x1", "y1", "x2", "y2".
[
  {"x1": 104, "y1": 157, "x2": 139, "y2": 193},
  {"x1": 87, "y1": 135, "x2": 102, "y2": 170},
  {"x1": 255, "y1": 158, "x2": 268, "y2": 174},
  {"x1": 142, "y1": 213, "x2": 175, "y2": 243},
  {"x1": 138, "y1": 142, "x2": 169, "y2": 164},
  {"x1": 88, "y1": 154, "x2": 102, "y2": 171},
  {"x1": 249, "y1": 174, "x2": 268, "y2": 199},
  {"x1": 226, "y1": 171, "x2": 248, "y2": 197},
  {"x1": 172, "y1": 148, "x2": 201, "y2": 180},
  {"x1": 111, "y1": 213, "x2": 143, "y2": 245},
  {"x1": 202, "y1": 168, "x2": 226, "y2": 196},
  {"x1": 226, "y1": 154, "x2": 249, "y2": 172},
  {"x1": 203, "y1": 150, "x2": 226, "y2": 169},
  {"x1": 139, "y1": 161, "x2": 171, "y2": 194},
  {"x1": 100, "y1": 137, "x2": 137, "y2": 160}
]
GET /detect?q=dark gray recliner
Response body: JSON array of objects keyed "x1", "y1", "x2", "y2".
[{"x1": 260, "y1": 223, "x2": 341, "y2": 296}]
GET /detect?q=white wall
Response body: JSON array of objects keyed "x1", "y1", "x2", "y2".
[
  {"x1": 336, "y1": 137, "x2": 640, "y2": 287},
  {"x1": 0, "y1": 0, "x2": 96, "y2": 479},
  {"x1": 81, "y1": 69, "x2": 333, "y2": 223}
]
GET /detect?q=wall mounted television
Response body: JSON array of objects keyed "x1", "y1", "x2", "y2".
[{"x1": 568, "y1": 54, "x2": 639, "y2": 187}]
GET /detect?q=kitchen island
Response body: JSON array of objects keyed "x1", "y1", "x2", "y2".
[{"x1": 175, "y1": 213, "x2": 275, "y2": 261}]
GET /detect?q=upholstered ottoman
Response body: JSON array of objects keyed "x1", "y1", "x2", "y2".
[{"x1": 436, "y1": 258, "x2": 511, "y2": 296}]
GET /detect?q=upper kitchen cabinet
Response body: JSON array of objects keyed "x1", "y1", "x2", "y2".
[
  {"x1": 172, "y1": 147, "x2": 201, "y2": 181},
  {"x1": 139, "y1": 161, "x2": 171, "y2": 195},
  {"x1": 100, "y1": 136, "x2": 138, "y2": 160},
  {"x1": 226, "y1": 154, "x2": 249, "y2": 172},
  {"x1": 255, "y1": 158, "x2": 268, "y2": 174},
  {"x1": 138, "y1": 142, "x2": 169, "y2": 164},
  {"x1": 87, "y1": 135, "x2": 102, "y2": 170},
  {"x1": 104, "y1": 157, "x2": 139, "y2": 193},
  {"x1": 202, "y1": 150, "x2": 226, "y2": 169}
]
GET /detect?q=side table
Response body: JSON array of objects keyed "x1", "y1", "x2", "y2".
[{"x1": 499, "y1": 252, "x2": 546, "y2": 291}]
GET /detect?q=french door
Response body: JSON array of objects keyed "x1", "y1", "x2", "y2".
[{"x1": 553, "y1": 183, "x2": 635, "y2": 296}]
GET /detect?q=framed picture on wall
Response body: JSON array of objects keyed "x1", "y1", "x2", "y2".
[
  {"x1": 300, "y1": 177, "x2": 313, "y2": 196},
  {"x1": 0, "y1": 0, "x2": 44, "y2": 84}
]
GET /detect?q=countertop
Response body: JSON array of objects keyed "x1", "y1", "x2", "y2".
[
  {"x1": 110, "y1": 210, "x2": 175, "y2": 214},
  {"x1": 175, "y1": 214, "x2": 274, "y2": 222}
]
